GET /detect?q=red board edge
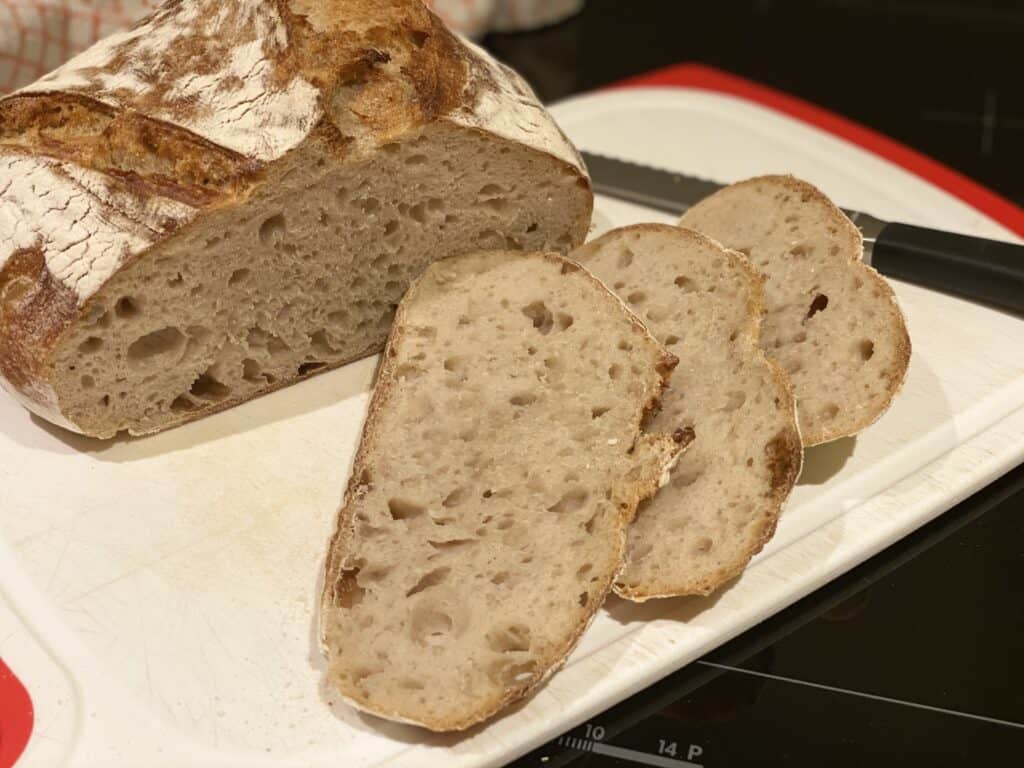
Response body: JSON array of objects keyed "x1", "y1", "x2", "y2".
[
  {"x1": 610, "y1": 63, "x2": 1024, "y2": 238},
  {"x1": 0, "y1": 660, "x2": 33, "y2": 768}
]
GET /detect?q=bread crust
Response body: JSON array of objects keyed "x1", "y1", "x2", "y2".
[
  {"x1": 319, "y1": 251, "x2": 681, "y2": 731},
  {"x1": 0, "y1": 0, "x2": 591, "y2": 435},
  {"x1": 681, "y1": 175, "x2": 911, "y2": 446}
]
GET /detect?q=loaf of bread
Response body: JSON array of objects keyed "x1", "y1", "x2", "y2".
[
  {"x1": 320, "y1": 250, "x2": 685, "y2": 731},
  {"x1": 0, "y1": 0, "x2": 592, "y2": 438},
  {"x1": 574, "y1": 225, "x2": 802, "y2": 599},
  {"x1": 680, "y1": 176, "x2": 910, "y2": 445}
]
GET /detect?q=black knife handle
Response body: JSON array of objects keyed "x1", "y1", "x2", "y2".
[{"x1": 871, "y1": 223, "x2": 1024, "y2": 314}]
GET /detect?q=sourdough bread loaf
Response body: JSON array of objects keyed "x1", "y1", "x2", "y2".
[
  {"x1": 0, "y1": 0, "x2": 592, "y2": 438},
  {"x1": 574, "y1": 225, "x2": 802, "y2": 599},
  {"x1": 680, "y1": 176, "x2": 910, "y2": 445},
  {"x1": 320, "y1": 250, "x2": 684, "y2": 731}
]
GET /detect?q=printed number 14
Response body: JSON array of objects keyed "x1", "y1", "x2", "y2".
[{"x1": 658, "y1": 740, "x2": 678, "y2": 757}]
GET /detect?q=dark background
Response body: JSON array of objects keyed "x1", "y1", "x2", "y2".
[
  {"x1": 485, "y1": 3, "x2": 1024, "y2": 765},
  {"x1": 485, "y1": 0, "x2": 1024, "y2": 206}
]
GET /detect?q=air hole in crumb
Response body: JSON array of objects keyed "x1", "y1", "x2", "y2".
[
  {"x1": 694, "y1": 537, "x2": 713, "y2": 554},
  {"x1": 578, "y1": 592, "x2": 589, "y2": 607},
  {"x1": 442, "y1": 487, "x2": 470, "y2": 508},
  {"x1": 333, "y1": 567, "x2": 365, "y2": 609},
  {"x1": 428, "y1": 538, "x2": 475, "y2": 551},
  {"x1": 510, "y1": 392, "x2": 537, "y2": 406},
  {"x1": 242, "y1": 358, "x2": 265, "y2": 383},
  {"x1": 127, "y1": 327, "x2": 185, "y2": 362},
  {"x1": 674, "y1": 275, "x2": 695, "y2": 292},
  {"x1": 406, "y1": 567, "x2": 451, "y2": 597},
  {"x1": 491, "y1": 571, "x2": 509, "y2": 585},
  {"x1": 79, "y1": 336, "x2": 104, "y2": 354},
  {"x1": 388, "y1": 498, "x2": 426, "y2": 521},
  {"x1": 298, "y1": 361, "x2": 326, "y2": 375},
  {"x1": 608, "y1": 363, "x2": 622, "y2": 380},
  {"x1": 556, "y1": 312, "x2": 573, "y2": 331},
  {"x1": 486, "y1": 624, "x2": 532, "y2": 654},
  {"x1": 664, "y1": 334, "x2": 680, "y2": 346},
  {"x1": 170, "y1": 395, "x2": 194, "y2": 412},
  {"x1": 548, "y1": 488, "x2": 588, "y2": 514},
  {"x1": 443, "y1": 356, "x2": 464, "y2": 373},
  {"x1": 405, "y1": 153, "x2": 428, "y2": 166},
  {"x1": 228, "y1": 268, "x2": 250, "y2": 286},
  {"x1": 411, "y1": 606, "x2": 454, "y2": 647},
  {"x1": 859, "y1": 339, "x2": 875, "y2": 361},
  {"x1": 168, "y1": 273, "x2": 184, "y2": 287},
  {"x1": 259, "y1": 213, "x2": 286, "y2": 245},
  {"x1": 477, "y1": 229, "x2": 504, "y2": 249},
  {"x1": 488, "y1": 659, "x2": 537, "y2": 687},
  {"x1": 115, "y1": 296, "x2": 140, "y2": 318},
  {"x1": 627, "y1": 290, "x2": 646, "y2": 305},
  {"x1": 618, "y1": 247, "x2": 634, "y2": 268},
  {"x1": 190, "y1": 371, "x2": 230, "y2": 401},
  {"x1": 521, "y1": 301, "x2": 553, "y2": 334},
  {"x1": 807, "y1": 293, "x2": 829, "y2": 319},
  {"x1": 359, "y1": 197, "x2": 381, "y2": 214},
  {"x1": 80, "y1": 374, "x2": 95, "y2": 388},
  {"x1": 408, "y1": 202, "x2": 427, "y2": 223},
  {"x1": 591, "y1": 405, "x2": 611, "y2": 419}
]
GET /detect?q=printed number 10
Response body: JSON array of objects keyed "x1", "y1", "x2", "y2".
[{"x1": 584, "y1": 724, "x2": 606, "y2": 741}]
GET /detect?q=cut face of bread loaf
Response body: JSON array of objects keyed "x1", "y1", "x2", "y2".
[
  {"x1": 320, "y1": 251, "x2": 683, "y2": 731},
  {"x1": 680, "y1": 176, "x2": 910, "y2": 445},
  {"x1": 574, "y1": 225, "x2": 802, "y2": 599},
  {"x1": 0, "y1": 0, "x2": 591, "y2": 438}
]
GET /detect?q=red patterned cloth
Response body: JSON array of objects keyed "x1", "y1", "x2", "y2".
[{"x1": 0, "y1": 0, "x2": 583, "y2": 94}]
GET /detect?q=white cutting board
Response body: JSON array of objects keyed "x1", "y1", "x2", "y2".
[{"x1": 2, "y1": 86, "x2": 1023, "y2": 768}]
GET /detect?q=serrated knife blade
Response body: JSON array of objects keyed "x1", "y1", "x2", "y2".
[
  {"x1": 580, "y1": 150, "x2": 887, "y2": 246},
  {"x1": 579, "y1": 150, "x2": 1024, "y2": 313}
]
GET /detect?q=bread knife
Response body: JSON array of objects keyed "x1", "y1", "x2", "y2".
[{"x1": 581, "y1": 150, "x2": 1024, "y2": 314}]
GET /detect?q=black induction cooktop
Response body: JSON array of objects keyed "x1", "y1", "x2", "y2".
[
  {"x1": 509, "y1": 467, "x2": 1024, "y2": 767},
  {"x1": 485, "y1": 1, "x2": 1024, "y2": 764}
]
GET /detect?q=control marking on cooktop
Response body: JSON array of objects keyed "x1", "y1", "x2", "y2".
[
  {"x1": 556, "y1": 736, "x2": 704, "y2": 767},
  {"x1": 698, "y1": 661, "x2": 1024, "y2": 730}
]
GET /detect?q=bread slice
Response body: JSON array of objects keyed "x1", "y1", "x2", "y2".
[
  {"x1": 573, "y1": 225, "x2": 802, "y2": 599},
  {"x1": 0, "y1": 0, "x2": 591, "y2": 438},
  {"x1": 319, "y1": 250, "x2": 684, "y2": 731},
  {"x1": 680, "y1": 176, "x2": 911, "y2": 445}
]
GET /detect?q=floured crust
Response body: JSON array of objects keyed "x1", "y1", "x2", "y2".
[
  {"x1": 680, "y1": 175, "x2": 911, "y2": 446},
  {"x1": 319, "y1": 251, "x2": 682, "y2": 731},
  {"x1": 574, "y1": 224, "x2": 803, "y2": 601},
  {"x1": 0, "y1": 0, "x2": 590, "y2": 434}
]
